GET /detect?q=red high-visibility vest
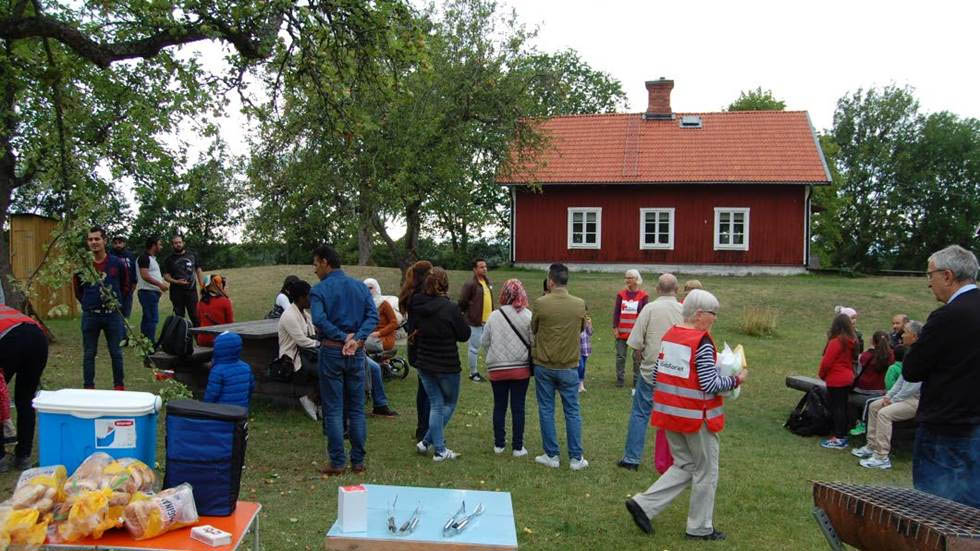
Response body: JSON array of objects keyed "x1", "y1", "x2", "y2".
[
  {"x1": 0, "y1": 305, "x2": 39, "y2": 336},
  {"x1": 650, "y1": 325, "x2": 725, "y2": 433},
  {"x1": 616, "y1": 289, "x2": 648, "y2": 339}
]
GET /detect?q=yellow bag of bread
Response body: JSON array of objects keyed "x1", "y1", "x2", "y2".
[
  {"x1": 4, "y1": 465, "x2": 67, "y2": 516},
  {"x1": 0, "y1": 506, "x2": 48, "y2": 550},
  {"x1": 65, "y1": 453, "x2": 134, "y2": 509},
  {"x1": 123, "y1": 484, "x2": 198, "y2": 540},
  {"x1": 50, "y1": 487, "x2": 124, "y2": 542},
  {"x1": 117, "y1": 458, "x2": 157, "y2": 494}
]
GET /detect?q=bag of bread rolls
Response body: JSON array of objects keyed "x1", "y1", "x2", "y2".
[
  {"x1": 116, "y1": 458, "x2": 157, "y2": 494},
  {"x1": 48, "y1": 487, "x2": 124, "y2": 543},
  {"x1": 0, "y1": 506, "x2": 48, "y2": 551},
  {"x1": 4, "y1": 465, "x2": 66, "y2": 516},
  {"x1": 123, "y1": 484, "x2": 199, "y2": 540}
]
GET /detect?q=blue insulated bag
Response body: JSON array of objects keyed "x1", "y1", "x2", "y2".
[{"x1": 164, "y1": 400, "x2": 247, "y2": 516}]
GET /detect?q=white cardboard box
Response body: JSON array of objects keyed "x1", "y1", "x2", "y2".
[
  {"x1": 190, "y1": 525, "x2": 232, "y2": 547},
  {"x1": 338, "y1": 484, "x2": 367, "y2": 532}
]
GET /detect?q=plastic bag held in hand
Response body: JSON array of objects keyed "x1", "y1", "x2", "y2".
[{"x1": 717, "y1": 342, "x2": 743, "y2": 399}]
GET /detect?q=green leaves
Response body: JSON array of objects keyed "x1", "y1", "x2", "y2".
[{"x1": 726, "y1": 87, "x2": 786, "y2": 111}]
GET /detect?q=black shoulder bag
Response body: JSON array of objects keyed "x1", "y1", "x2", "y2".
[{"x1": 500, "y1": 310, "x2": 533, "y2": 369}]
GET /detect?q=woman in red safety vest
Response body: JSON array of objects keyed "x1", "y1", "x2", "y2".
[
  {"x1": 623, "y1": 289, "x2": 748, "y2": 542},
  {"x1": 0, "y1": 305, "x2": 49, "y2": 473},
  {"x1": 612, "y1": 269, "x2": 648, "y2": 389}
]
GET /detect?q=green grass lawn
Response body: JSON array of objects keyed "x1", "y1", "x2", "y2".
[{"x1": 4, "y1": 264, "x2": 941, "y2": 550}]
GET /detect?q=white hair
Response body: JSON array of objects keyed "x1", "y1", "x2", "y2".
[
  {"x1": 929, "y1": 245, "x2": 978, "y2": 282},
  {"x1": 681, "y1": 289, "x2": 720, "y2": 321},
  {"x1": 625, "y1": 269, "x2": 643, "y2": 285},
  {"x1": 904, "y1": 320, "x2": 923, "y2": 337}
]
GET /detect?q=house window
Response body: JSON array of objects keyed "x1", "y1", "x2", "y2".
[
  {"x1": 714, "y1": 208, "x2": 750, "y2": 250},
  {"x1": 639, "y1": 208, "x2": 674, "y2": 250},
  {"x1": 567, "y1": 208, "x2": 601, "y2": 249}
]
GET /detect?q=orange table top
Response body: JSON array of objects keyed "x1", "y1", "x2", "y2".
[{"x1": 43, "y1": 501, "x2": 261, "y2": 551}]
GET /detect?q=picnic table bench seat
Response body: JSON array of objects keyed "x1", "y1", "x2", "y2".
[
  {"x1": 785, "y1": 374, "x2": 915, "y2": 445},
  {"x1": 147, "y1": 345, "x2": 213, "y2": 371}
]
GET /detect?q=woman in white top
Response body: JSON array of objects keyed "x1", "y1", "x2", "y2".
[{"x1": 277, "y1": 279, "x2": 320, "y2": 421}]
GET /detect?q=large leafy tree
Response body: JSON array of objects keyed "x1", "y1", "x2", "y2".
[
  {"x1": 726, "y1": 87, "x2": 786, "y2": 111},
  {"x1": 0, "y1": 0, "x2": 417, "y2": 306},
  {"x1": 813, "y1": 85, "x2": 980, "y2": 270}
]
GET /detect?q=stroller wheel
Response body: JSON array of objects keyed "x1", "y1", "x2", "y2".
[{"x1": 388, "y1": 357, "x2": 409, "y2": 379}]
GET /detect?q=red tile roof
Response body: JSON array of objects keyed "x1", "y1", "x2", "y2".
[{"x1": 498, "y1": 111, "x2": 831, "y2": 184}]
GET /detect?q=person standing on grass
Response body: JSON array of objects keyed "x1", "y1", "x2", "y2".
[
  {"x1": 400, "y1": 261, "x2": 434, "y2": 442},
  {"x1": 163, "y1": 234, "x2": 204, "y2": 327},
  {"x1": 532, "y1": 263, "x2": 589, "y2": 471},
  {"x1": 578, "y1": 310, "x2": 593, "y2": 393},
  {"x1": 73, "y1": 226, "x2": 130, "y2": 390},
  {"x1": 458, "y1": 258, "x2": 493, "y2": 383},
  {"x1": 413, "y1": 268, "x2": 471, "y2": 462},
  {"x1": 817, "y1": 313, "x2": 858, "y2": 449},
  {"x1": 613, "y1": 269, "x2": 648, "y2": 390},
  {"x1": 136, "y1": 236, "x2": 169, "y2": 343},
  {"x1": 481, "y1": 279, "x2": 532, "y2": 458},
  {"x1": 617, "y1": 273, "x2": 683, "y2": 471},
  {"x1": 625, "y1": 289, "x2": 746, "y2": 541},
  {"x1": 0, "y1": 305, "x2": 48, "y2": 472},
  {"x1": 310, "y1": 245, "x2": 377, "y2": 476},
  {"x1": 852, "y1": 320, "x2": 923, "y2": 470},
  {"x1": 903, "y1": 244, "x2": 979, "y2": 508},
  {"x1": 109, "y1": 236, "x2": 138, "y2": 345}
]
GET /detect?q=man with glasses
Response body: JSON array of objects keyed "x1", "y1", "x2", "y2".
[{"x1": 903, "y1": 245, "x2": 979, "y2": 508}]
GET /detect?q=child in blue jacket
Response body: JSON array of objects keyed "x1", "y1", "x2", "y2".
[{"x1": 204, "y1": 332, "x2": 255, "y2": 411}]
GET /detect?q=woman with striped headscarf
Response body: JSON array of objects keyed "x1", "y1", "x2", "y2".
[{"x1": 480, "y1": 279, "x2": 533, "y2": 457}]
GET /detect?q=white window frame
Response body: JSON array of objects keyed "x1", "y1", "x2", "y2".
[
  {"x1": 639, "y1": 208, "x2": 675, "y2": 250},
  {"x1": 713, "y1": 207, "x2": 750, "y2": 251},
  {"x1": 567, "y1": 207, "x2": 602, "y2": 249}
]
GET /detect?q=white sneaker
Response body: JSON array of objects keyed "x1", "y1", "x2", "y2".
[
  {"x1": 570, "y1": 457, "x2": 589, "y2": 471},
  {"x1": 860, "y1": 455, "x2": 892, "y2": 469},
  {"x1": 298, "y1": 396, "x2": 318, "y2": 421},
  {"x1": 3, "y1": 419, "x2": 15, "y2": 440},
  {"x1": 433, "y1": 449, "x2": 459, "y2": 462},
  {"x1": 513, "y1": 448, "x2": 528, "y2": 458},
  {"x1": 535, "y1": 454, "x2": 559, "y2": 468},
  {"x1": 493, "y1": 446, "x2": 506, "y2": 454},
  {"x1": 416, "y1": 441, "x2": 431, "y2": 455},
  {"x1": 851, "y1": 445, "x2": 873, "y2": 458},
  {"x1": 631, "y1": 389, "x2": 636, "y2": 396}
]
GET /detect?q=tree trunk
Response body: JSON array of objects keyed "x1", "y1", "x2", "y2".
[
  {"x1": 404, "y1": 200, "x2": 421, "y2": 264},
  {"x1": 357, "y1": 223, "x2": 373, "y2": 265}
]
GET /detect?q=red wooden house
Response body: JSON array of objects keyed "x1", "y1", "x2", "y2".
[{"x1": 498, "y1": 79, "x2": 832, "y2": 274}]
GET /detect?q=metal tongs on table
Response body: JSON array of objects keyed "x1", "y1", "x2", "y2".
[
  {"x1": 387, "y1": 495, "x2": 422, "y2": 536},
  {"x1": 442, "y1": 500, "x2": 485, "y2": 537}
]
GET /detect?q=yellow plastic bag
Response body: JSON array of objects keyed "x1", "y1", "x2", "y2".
[
  {"x1": 0, "y1": 507, "x2": 48, "y2": 551},
  {"x1": 4, "y1": 465, "x2": 66, "y2": 515},
  {"x1": 50, "y1": 488, "x2": 124, "y2": 543},
  {"x1": 123, "y1": 484, "x2": 199, "y2": 540}
]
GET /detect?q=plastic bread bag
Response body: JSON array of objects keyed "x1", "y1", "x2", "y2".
[
  {"x1": 717, "y1": 342, "x2": 742, "y2": 400},
  {"x1": 116, "y1": 458, "x2": 157, "y2": 494},
  {"x1": 123, "y1": 484, "x2": 199, "y2": 540},
  {"x1": 48, "y1": 487, "x2": 123, "y2": 543},
  {"x1": 3, "y1": 465, "x2": 67, "y2": 515},
  {"x1": 0, "y1": 506, "x2": 48, "y2": 551},
  {"x1": 64, "y1": 453, "x2": 133, "y2": 507}
]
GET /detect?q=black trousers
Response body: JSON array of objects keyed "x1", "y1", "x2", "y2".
[
  {"x1": 170, "y1": 288, "x2": 199, "y2": 327},
  {"x1": 826, "y1": 386, "x2": 850, "y2": 438},
  {"x1": 0, "y1": 324, "x2": 48, "y2": 459}
]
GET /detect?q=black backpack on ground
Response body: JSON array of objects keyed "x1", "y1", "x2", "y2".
[
  {"x1": 784, "y1": 387, "x2": 833, "y2": 437},
  {"x1": 157, "y1": 315, "x2": 194, "y2": 356}
]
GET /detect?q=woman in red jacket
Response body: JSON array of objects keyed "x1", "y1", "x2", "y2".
[
  {"x1": 196, "y1": 275, "x2": 234, "y2": 347},
  {"x1": 818, "y1": 313, "x2": 857, "y2": 449}
]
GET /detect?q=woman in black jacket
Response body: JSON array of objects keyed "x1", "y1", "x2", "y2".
[
  {"x1": 400, "y1": 260, "x2": 433, "y2": 442},
  {"x1": 411, "y1": 267, "x2": 471, "y2": 461}
]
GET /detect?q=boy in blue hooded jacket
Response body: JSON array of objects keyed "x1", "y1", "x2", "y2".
[{"x1": 204, "y1": 332, "x2": 255, "y2": 410}]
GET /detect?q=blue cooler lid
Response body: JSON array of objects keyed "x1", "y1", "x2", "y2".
[{"x1": 33, "y1": 389, "x2": 162, "y2": 419}]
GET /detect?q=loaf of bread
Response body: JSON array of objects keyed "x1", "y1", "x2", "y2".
[{"x1": 123, "y1": 484, "x2": 199, "y2": 540}]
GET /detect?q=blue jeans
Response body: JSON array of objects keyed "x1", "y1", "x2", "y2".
[
  {"x1": 318, "y1": 348, "x2": 366, "y2": 468},
  {"x1": 578, "y1": 355, "x2": 587, "y2": 381},
  {"x1": 621, "y1": 376, "x2": 655, "y2": 464},
  {"x1": 418, "y1": 371, "x2": 461, "y2": 454},
  {"x1": 366, "y1": 356, "x2": 387, "y2": 407},
  {"x1": 467, "y1": 325, "x2": 484, "y2": 376},
  {"x1": 491, "y1": 378, "x2": 529, "y2": 450},
  {"x1": 81, "y1": 311, "x2": 125, "y2": 387},
  {"x1": 137, "y1": 290, "x2": 160, "y2": 342},
  {"x1": 913, "y1": 425, "x2": 980, "y2": 508},
  {"x1": 535, "y1": 366, "x2": 583, "y2": 460},
  {"x1": 120, "y1": 292, "x2": 134, "y2": 319}
]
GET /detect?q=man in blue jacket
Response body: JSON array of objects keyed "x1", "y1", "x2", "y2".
[
  {"x1": 204, "y1": 332, "x2": 255, "y2": 411},
  {"x1": 73, "y1": 226, "x2": 130, "y2": 390},
  {"x1": 310, "y1": 245, "x2": 378, "y2": 476}
]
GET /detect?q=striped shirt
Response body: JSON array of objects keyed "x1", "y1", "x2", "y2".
[
  {"x1": 652, "y1": 336, "x2": 737, "y2": 394},
  {"x1": 580, "y1": 323, "x2": 593, "y2": 357}
]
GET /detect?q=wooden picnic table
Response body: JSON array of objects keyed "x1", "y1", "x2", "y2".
[{"x1": 190, "y1": 319, "x2": 279, "y2": 339}]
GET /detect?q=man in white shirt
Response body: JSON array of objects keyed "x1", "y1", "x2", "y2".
[
  {"x1": 617, "y1": 273, "x2": 684, "y2": 471},
  {"x1": 136, "y1": 237, "x2": 169, "y2": 343}
]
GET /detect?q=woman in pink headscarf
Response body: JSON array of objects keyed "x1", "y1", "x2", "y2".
[{"x1": 480, "y1": 279, "x2": 532, "y2": 457}]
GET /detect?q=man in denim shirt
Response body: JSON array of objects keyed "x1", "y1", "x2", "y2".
[
  {"x1": 309, "y1": 244, "x2": 378, "y2": 475},
  {"x1": 72, "y1": 226, "x2": 130, "y2": 390}
]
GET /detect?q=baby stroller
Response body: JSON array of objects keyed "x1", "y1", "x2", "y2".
[{"x1": 365, "y1": 327, "x2": 409, "y2": 381}]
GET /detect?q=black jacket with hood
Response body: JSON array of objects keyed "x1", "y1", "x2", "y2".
[{"x1": 410, "y1": 293, "x2": 471, "y2": 373}]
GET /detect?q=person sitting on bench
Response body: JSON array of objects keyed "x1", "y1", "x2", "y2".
[
  {"x1": 278, "y1": 279, "x2": 321, "y2": 421},
  {"x1": 204, "y1": 332, "x2": 255, "y2": 411},
  {"x1": 851, "y1": 321, "x2": 923, "y2": 469},
  {"x1": 196, "y1": 275, "x2": 234, "y2": 347}
]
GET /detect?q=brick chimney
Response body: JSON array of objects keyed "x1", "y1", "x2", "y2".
[{"x1": 644, "y1": 77, "x2": 674, "y2": 120}]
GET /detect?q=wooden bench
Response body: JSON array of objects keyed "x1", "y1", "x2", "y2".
[
  {"x1": 147, "y1": 345, "x2": 214, "y2": 371},
  {"x1": 785, "y1": 375, "x2": 916, "y2": 445}
]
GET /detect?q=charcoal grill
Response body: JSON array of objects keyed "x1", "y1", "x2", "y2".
[{"x1": 812, "y1": 481, "x2": 980, "y2": 551}]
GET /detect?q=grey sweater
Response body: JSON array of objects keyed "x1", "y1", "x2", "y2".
[
  {"x1": 886, "y1": 375, "x2": 921, "y2": 403},
  {"x1": 481, "y1": 305, "x2": 532, "y2": 371}
]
